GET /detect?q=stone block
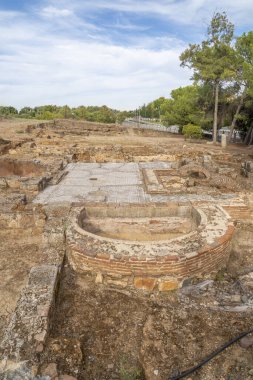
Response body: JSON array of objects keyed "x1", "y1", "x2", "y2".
[
  {"x1": 134, "y1": 277, "x2": 157, "y2": 291},
  {"x1": 95, "y1": 272, "x2": 103, "y2": 284},
  {"x1": 158, "y1": 280, "x2": 179, "y2": 292},
  {"x1": 246, "y1": 161, "x2": 253, "y2": 173},
  {"x1": 41, "y1": 362, "x2": 58, "y2": 379},
  {"x1": 6, "y1": 178, "x2": 20, "y2": 189},
  {"x1": 0, "y1": 265, "x2": 59, "y2": 363},
  {"x1": 221, "y1": 134, "x2": 227, "y2": 148},
  {"x1": 59, "y1": 375, "x2": 78, "y2": 380},
  {"x1": 107, "y1": 278, "x2": 128, "y2": 287},
  {"x1": 8, "y1": 149, "x2": 17, "y2": 155},
  {"x1": 0, "y1": 178, "x2": 8, "y2": 189}
]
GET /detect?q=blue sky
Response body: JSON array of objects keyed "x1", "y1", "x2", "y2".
[{"x1": 0, "y1": 0, "x2": 253, "y2": 110}]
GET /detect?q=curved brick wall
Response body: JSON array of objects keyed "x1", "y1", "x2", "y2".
[{"x1": 67, "y1": 203, "x2": 235, "y2": 291}]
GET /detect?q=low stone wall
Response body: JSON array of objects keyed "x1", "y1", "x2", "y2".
[
  {"x1": 0, "y1": 176, "x2": 49, "y2": 193},
  {"x1": 67, "y1": 203, "x2": 235, "y2": 291},
  {"x1": 0, "y1": 205, "x2": 46, "y2": 236},
  {"x1": 0, "y1": 265, "x2": 61, "y2": 377},
  {"x1": 0, "y1": 204, "x2": 68, "y2": 379}
]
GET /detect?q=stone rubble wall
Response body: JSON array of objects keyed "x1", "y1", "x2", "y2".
[
  {"x1": 0, "y1": 205, "x2": 46, "y2": 238},
  {"x1": 0, "y1": 265, "x2": 60, "y2": 379},
  {"x1": 0, "y1": 204, "x2": 69, "y2": 379}
]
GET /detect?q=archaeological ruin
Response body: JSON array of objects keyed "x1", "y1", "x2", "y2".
[{"x1": 0, "y1": 118, "x2": 253, "y2": 380}]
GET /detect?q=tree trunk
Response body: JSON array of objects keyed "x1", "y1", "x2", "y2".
[
  {"x1": 244, "y1": 122, "x2": 253, "y2": 145},
  {"x1": 213, "y1": 82, "x2": 219, "y2": 143},
  {"x1": 249, "y1": 125, "x2": 253, "y2": 145},
  {"x1": 244, "y1": 125, "x2": 251, "y2": 144},
  {"x1": 228, "y1": 90, "x2": 246, "y2": 142}
]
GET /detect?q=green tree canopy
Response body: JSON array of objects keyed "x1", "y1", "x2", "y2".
[
  {"x1": 0, "y1": 106, "x2": 18, "y2": 117},
  {"x1": 161, "y1": 85, "x2": 204, "y2": 127}
]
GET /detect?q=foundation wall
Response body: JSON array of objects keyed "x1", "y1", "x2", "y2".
[
  {"x1": 67, "y1": 203, "x2": 234, "y2": 291},
  {"x1": 68, "y1": 226, "x2": 233, "y2": 291}
]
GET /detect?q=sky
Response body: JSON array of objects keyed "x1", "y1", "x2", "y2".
[{"x1": 0, "y1": 0, "x2": 253, "y2": 110}]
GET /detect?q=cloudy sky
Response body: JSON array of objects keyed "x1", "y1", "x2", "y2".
[{"x1": 0, "y1": 0, "x2": 253, "y2": 110}]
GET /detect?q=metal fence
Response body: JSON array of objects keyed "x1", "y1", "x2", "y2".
[{"x1": 122, "y1": 119, "x2": 179, "y2": 133}]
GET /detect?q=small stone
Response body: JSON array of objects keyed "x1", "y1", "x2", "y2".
[
  {"x1": 42, "y1": 363, "x2": 58, "y2": 379},
  {"x1": 52, "y1": 343, "x2": 61, "y2": 352},
  {"x1": 31, "y1": 365, "x2": 39, "y2": 377},
  {"x1": 187, "y1": 178, "x2": 195, "y2": 187},
  {"x1": 59, "y1": 375, "x2": 78, "y2": 380},
  {"x1": 240, "y1": 336, "x2": 253, "y2": 349},
  {"x1": 249, "y1": 369, "x2": 253, "y2": 376},
  {"x1": 246, "y1": 161, "x2": 253, "y2": 173},
  {"x1": 8, "y1": 149, "x2": 17, "y2": 155},
  {"x1": 108, "y1": 364, "x2": 114, "y2": 369},
  {"x1": 34, "y1": 330, "x2": 47, "y2": 342},
  {"x1": 154, "y1": 369, "x2": 159, "y2": 376},
  {"x1": 0, "y1": 178, "x2": 8, "y2": 189},
  {"x1": 37, "y1": 303, "x2": 51, "y2": 316},
  {"x1": 36, "y1": 343, "x2": 44, "y2": 353},
  {"x1": 106, "y1": 278, "x2": 128, "y2": 287},
  {"x1": 95, "y1": 272, "x2": 103, "y2": 284},
  {"x1": 230, "y1": 295, "x2": 241, "y2": 303}
]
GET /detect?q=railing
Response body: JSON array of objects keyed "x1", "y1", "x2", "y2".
[{"x1": 122, "y1": 119, "x2": 179, "y2": 133}]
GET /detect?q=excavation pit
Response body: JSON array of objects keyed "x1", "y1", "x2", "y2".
[{"x1": 78, "y1": 204, "x2": 198, "y2": 241}]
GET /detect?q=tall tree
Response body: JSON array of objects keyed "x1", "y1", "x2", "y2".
[
  {"x1": 229, "y1": 31, "x2": 253, "y2": 141},
  {"x1": 180, "y1": 12, "x2": 236, "y2": 142}
]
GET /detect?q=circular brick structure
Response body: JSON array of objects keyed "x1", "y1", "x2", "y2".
[{"x1": 67, "y1": 203, "x2": 234, "y2": 291}]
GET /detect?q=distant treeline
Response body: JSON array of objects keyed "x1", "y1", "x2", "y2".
[
  {"x1": 0, "y1": 105, "x2": 134, "y2": 124},
  {"x1": 2, "y1": 14, "x2": 253, "y2": 143}
]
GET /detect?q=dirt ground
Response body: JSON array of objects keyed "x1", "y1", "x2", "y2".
[{"x1": 41, "y1": 256, "x2": 253, "y2": 380}]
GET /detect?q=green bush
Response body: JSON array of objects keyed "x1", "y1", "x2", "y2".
[
  {"x1": 119, "y1": 357, "x2": 142, "y2": 380},
  {"x1": 182, "y1": 124, "x2": 203, "y2": 139}
]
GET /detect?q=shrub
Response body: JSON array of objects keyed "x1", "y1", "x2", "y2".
[
  {"x1": 182, "y1": 124, "x2": 203, "y2": 139},
  {"x1": 119, "y1": 357, "x2": 142, "y2": 380}
]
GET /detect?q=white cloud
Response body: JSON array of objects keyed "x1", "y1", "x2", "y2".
[
  {"x1": 0, "y1": 10, "x2": 23, "y2": 20},
  {"x1": 41, "y1": 6, "x2": 73, "y2": 18},
  {"x1": 0, "y1": 7, "x2": 191, "y2": 110},
  {"x1": 1, "y1": 0, "x2": 252, "y2": 110},
  {"x1": 0, "y1": 35, "x2": 190, "y2": 109},
  {"x1": 42, "y1": 0, "x2": 253, "y2": 26}
]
